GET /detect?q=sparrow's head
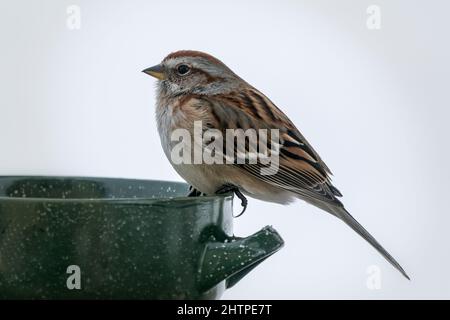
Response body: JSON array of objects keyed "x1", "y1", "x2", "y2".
[{"x1": 143, "y1": 50, "x2": 242, "y2": 96}]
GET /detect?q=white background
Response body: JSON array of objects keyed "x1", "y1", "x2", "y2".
[{"x1": 0, "y1": 0, "x2": 449, "y2": 299}]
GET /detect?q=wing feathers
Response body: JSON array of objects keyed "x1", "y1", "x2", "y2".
[
  {"x1": 196, "y1": 89, "x2": 340, "y2": 205},
  {"x1": 184, "y1": 87, "x2": 408, "y2": 279}
]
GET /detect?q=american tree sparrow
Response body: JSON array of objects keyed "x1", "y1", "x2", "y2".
[{"x1": 143, "y1": 50, "x2": 409, "y2": 279}]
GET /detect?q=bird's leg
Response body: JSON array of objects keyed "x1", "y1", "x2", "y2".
[
  {"x1": 187, "y1": 185, "x2": 204, "y2": 197},
  {"x1": 215, "y1": 184, "x2": 248, "y2": 217}
]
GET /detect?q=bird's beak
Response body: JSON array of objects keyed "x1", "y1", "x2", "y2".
[{"x1": 142, "y1": 64, "x2": 166, "y2": 80}]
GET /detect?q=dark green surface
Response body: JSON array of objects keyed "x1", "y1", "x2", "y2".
[{"x1": 0, "y1": 176, "x2": 284, "y2": 299}]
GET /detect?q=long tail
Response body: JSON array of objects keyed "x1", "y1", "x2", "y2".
[{"x1": 324, "y1": 203, "x2": 410, "y2": 279}]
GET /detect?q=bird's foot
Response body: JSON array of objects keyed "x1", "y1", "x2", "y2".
[
  {"x1": 187, "y1": 185, "x2": 205, "y2": 197},
  {"x1": 215, "y1": 184, "x2": 248, "y2": 217}
]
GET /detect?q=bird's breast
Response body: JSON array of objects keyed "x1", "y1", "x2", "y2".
[{"x1": 156, "y1": 97, "x2": 204, "y2": 161}]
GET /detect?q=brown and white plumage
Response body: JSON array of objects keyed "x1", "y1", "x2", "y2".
[{"x1": 143, "y1": 50, "x2": 409, "y2": 279}]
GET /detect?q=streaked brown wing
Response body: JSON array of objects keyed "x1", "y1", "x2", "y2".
[{"x1": 194, "y1": 88, "x2": 343, "y2": 206}]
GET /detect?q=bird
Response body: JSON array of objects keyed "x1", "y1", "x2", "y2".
[{"x1": 143, "y1": 50, "x2": 409, "y2": 279}]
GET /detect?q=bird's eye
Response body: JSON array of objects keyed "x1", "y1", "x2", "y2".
[{"x1": 177, "y1": 64, "x2": 190, "y2": 75}]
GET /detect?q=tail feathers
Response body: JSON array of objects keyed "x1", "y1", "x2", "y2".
[{"x1": 326, "y1": 204, "x2": 410, "y2": 280}]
